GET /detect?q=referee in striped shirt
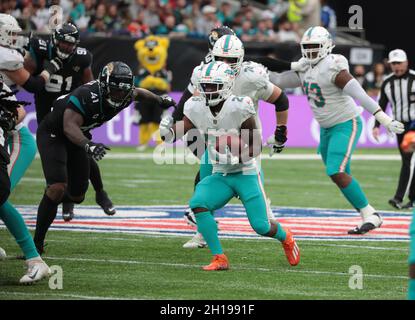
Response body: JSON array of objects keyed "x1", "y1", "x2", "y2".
[{"x1": 373, "y1": 49, "x2": 415, "y2": 209}]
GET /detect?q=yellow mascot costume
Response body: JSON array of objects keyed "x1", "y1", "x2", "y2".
[{"x1": 134, "y1": 35, "x2": 172, "y2": 150}]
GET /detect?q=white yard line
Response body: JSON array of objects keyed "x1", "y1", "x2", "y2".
[
  {"x1": 0, "y1": 291, "x2": 140, "y2": 300},
  {"x1": 34, "y1": 153, "x2": 401, "y2": 161},
  {"x1": 44, "y1": 256, "x2": 407, "y2": 280}
]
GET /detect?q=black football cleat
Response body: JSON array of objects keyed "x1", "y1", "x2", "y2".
[
  {"x1": 388, "y1": 198, "x2": 403, "y2": 210},
  {"x1": 348, "y1": 213, "x2": 383, "y2": 235},
  {"x1": 401, "y1": 201, "x2": 414, "y2": 210},
  {"x1": 96, "y1": 190, "x2": 116, "y2": 216},
  {"x1": 62, "y1": 202, "x2": 75, "y2": 222}
]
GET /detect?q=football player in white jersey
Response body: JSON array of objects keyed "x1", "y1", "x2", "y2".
[
  {"x1": 160, "y1": 61, "x2": 300, "y2": 270},
  {"x1": 181, "y1": 34, "x2": 291, "y2": 248},
  {"x1": 0, "y1": 82, "x2": 50, "y2": 284},
  {"x1": 269, "y1": 26, "x2": 404, "y2": 234}
]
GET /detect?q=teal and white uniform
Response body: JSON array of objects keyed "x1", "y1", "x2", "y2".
[
  {"x1": 0, "y1": 48, "x2": 39, "y2": 260},
  {"x1": 0, "y1": 46, "x2": 37, "y2": 189},
  {"x1": 299, "y1": 54, "x2": 361, "y2": 176},
  {"x1": 271, "y1": 54, "x2": 362, "y2": 176},
  {"x1": 186, "y1": 94, "x2": 287, "y2": 255},
  {"x1": 191, "y1": 61, "x2": 275, "y2": 179}
]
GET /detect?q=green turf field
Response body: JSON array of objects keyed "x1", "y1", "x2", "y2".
[{"x1": 0, "y1": 147, "x2": 412, "y2": 300}]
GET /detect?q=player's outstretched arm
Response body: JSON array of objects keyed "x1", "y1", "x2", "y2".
[
  {"x1": 336, "y1": 70, "x2": 404, "y2": 134},
  {"x1": 247, "y1": 56, "x2": 291, "y2": 72},
  {"x1": 172, "y1": 88, "x2": 192, "y2": 123},
  {"x1": 268, "y1": 70, "x2": 302, "y2": 90},
  {"x1": 133, "y1": 88, "x2": 176, "y2": 109}
]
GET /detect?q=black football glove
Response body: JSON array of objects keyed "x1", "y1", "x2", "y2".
[
  {"x1": 0, "y1": 108, "x2": 17, "y2": 132},
  {"x1": 83, "y1": 141, "x2": 110, "y2": 161},
  {"x1": 43, "y1": 57, "x2": 64, "y2": 75},
  {"x1": 266, "y1": 125, "x2": 287, "y2": 155},
  {"x1": 159, "y1": 94, "x2": 176, "y2": 109},
  {"x1": 274, "y1": 125, "x2": 287, "y2": 153}
]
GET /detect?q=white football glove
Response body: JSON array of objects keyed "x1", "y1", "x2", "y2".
[
  {"x1": 159, "y1": 115, "x2": 174, "y2": 143},
  {"x1": 375, "y1": 111, "x2": 404, "y2": 134},
  {"x1": 290, "y1": 58, "x2": 309, "y2": 72},
  {"x1": 208, "y1": 142, "x2": 239, "y2": 165}
]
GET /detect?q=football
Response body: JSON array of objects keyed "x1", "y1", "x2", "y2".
[{"x1": 215, "y1": 133, "x2": 245, "y2": 157}]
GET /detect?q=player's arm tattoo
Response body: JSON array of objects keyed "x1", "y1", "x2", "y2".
[
  {"x1": 240, "y1": 116, "x2": 262, "y2": 160},
  {"x1": 63, "y1": 108, "x2": 87, "y2": 147},
  {"x1": 82, "y1": 67, "x2": 94, "y2": 84}
]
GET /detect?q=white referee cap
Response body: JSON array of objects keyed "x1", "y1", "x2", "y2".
[{"x1": 388, "y1": 49, "x2": 407, "y2": 63}]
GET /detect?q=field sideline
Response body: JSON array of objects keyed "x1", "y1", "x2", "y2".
[{"x1": 0, "y1": 147, "x2": 412, "y2": 299}]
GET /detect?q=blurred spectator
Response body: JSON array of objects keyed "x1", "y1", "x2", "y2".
[
  {"x1": 268, "y1": 0, "x2": 289, "y2": 20},
  {"x1": 320, "y1": 0, "x2": 336, "y2": 35},
  {"x1": 254, "y1": 11, "x2": 276, "y2": 42},
  {"x1": 173, "y1": 0, "x2": 188, "y2": 25},
  {"x1": 31, "y1": 0, "x2": 51, "y2": 32},
  {"x1": 154, "y1": 14, "x2": 188, "y2": 38},
  {"x1": 299, "y1": 0, "x2": 321, "y2": 34},
  {"x1": 127, "y1": 10, "x2": 150, "y2": 38},
  {"x1": 88, "y1": 16, "x2": 107, "y2": 35},
  {"x1": 275, "y1": 14, "x2": 300, "y2": 42},
  {"x1": 195, "y1": 5, "x2": 220, "y2": 36},
  {"x1": 106, "y1": 3, "x2": 123, "y2": 32},
  {"x1": 365, "y1": 62, "x2": 386, "y2": 96},
  {"x1": 129, "y1": 0, "x2": 146, "y2": 21},
  {"x1": 142, "y1": 0, "x2": 161, "y2": 30},
  {"x1": 352, "y1": 65, "x2": 369, "y2": 91},
  {"x1": 69, "y1": 0, "x2": 86, "y2": 26},
  {"x1": 216, "y1": 1, "x2": 234, "y2": 26},
  {"x1": 235, "y1": 20, "x2": 256, "y2": 42}
]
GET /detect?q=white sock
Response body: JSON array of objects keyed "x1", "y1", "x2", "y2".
[{"x1": 359, "y1": 204, "x2": 376, "y2": 221}]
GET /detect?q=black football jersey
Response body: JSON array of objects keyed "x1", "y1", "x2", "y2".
[
  {"x1": 43, "y1": 80, "x2": 130, "y2": 136},
  {"x1": 28, "y1": 37, "x2": 93, "y2": 123}
]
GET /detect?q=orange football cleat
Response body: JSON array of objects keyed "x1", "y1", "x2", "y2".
[
  {"x1": 281, "y1": 228, "x2": 300, "y2": 266},
  {"x1": 202, "y1": 254, "x2": 229, "y2": 271},
  {"x1": 401, "y1": 131, "x2": 415, "y2": 153}
]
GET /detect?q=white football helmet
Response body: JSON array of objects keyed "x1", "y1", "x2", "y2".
[
  {"x1": 211, "y1": 35, "x2": 244, "y2": 75},
  {"x1": 300, "y1": 26, "x2": 335, "y2": 65},
  {"x1": 0, "y1": 14, "x2": 26, "y2": 49},
  {"x1": 196, "y1": 61, "x2": 235, "y2": 107}
]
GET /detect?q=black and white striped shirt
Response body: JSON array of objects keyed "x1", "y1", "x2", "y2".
[{"x1": 376, "y1": 69, "x2": 415, "y2": 126}]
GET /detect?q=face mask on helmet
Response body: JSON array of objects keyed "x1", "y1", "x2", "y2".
[
  {"x1": 107, "y1": 81, "x2": 133, "y2": 108},
  {"x1": 300, "y1": 27, "x2": 334, "y2": 65},
  {"x1": 0, "y1": 16, "x2": 27, "y2": 50},
  {"x1": 53, "y1": 24, "x2": 80, "y2": 59},
  {"x1": 197, "y1": 77, "x2": 234, "y2": 107},
  {"x1": 100, "y1": 62, "x2": 134, "y2": 109}
]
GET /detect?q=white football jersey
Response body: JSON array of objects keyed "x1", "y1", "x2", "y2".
[
  {"x1": 184, "y1": 94, "x2": 257, "y2": 174},
  {"x1": 297, "y1": 54, "x2": 360, "y2": 128},
  {"x1": 189, "y1": 60, "x2": 274, "y2": 130},
  {"x1": 0, "y1": 46, "x2": 24, "y2": 87}
]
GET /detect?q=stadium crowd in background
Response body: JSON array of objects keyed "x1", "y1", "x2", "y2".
[
  {"x1": 0, "y1": 0, "x2": 392, "y2": 96},
  {"x1": 0, "y1": 0, "x2": 334, "y2": 43}
]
